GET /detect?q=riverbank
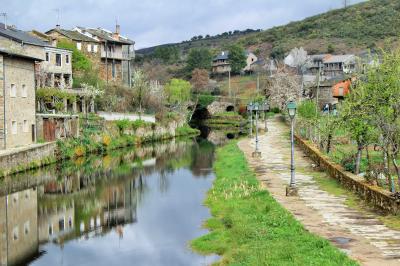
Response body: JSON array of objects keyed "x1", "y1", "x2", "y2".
[
  {"x1": 0, "y1": 115, "x2": 199, "y2": 178},
  {"x1": 191, "y1": 141, "x2": 357, "y2": 265}
]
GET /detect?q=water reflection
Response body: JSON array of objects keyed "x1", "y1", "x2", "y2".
[{"x1": 0, "y1": 138, "x2": 218, "y2": 266}]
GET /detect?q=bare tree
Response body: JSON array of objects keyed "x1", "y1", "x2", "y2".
[{"x1": 265, "y1": 66, "x2": 303, "y2": 110}]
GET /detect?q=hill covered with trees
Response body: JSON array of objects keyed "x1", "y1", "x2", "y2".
[{"x1": 137, "y1": 0, "x2": 400, "y2": 60}]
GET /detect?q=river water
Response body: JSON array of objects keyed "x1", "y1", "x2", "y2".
[{"x1": 0, "y1": 136, "x2": 224, "y2": 266}]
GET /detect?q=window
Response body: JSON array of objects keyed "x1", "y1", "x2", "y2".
[
  {"x1": 24, "y1": 221, "x2": 30, "y2": 235},
  {"x1": 66, "y1": 54, "x2": 69, "y2": 64},
  {"x1": 10, "y1": 84, "x2": 16, "y2": 97},
  {"x1": 21, "y1": 84, "x2": 27, "y2": 98},
  {"x1": 87, "y1": 44, "x2": 91, "y2": 52},
  {"x1": 112, "y1": 61, "x2": 116, "y2": 79},
  {"x1": 23, "y1": 120, "x2": 28, "y2": 133},
  {"x1": 48, "y1": 224, "x2": 53, "y2": 235},
  {"x1": 55, "y1": 54, "x2": 61, "y2": 66},
  {"x1": 12, "y1": 193, "x2": 18, "y2": 203},
  {"x1": 93, "y1": 44, "x2": 98, "y2": 53},
  {"x1": 59, "y1": 218, "x2": 65, "y2": 232},
  {"x1": 76, "y1": 42, "x2": 82, "y2": 50},
  {"x1": 13, "y1": 227, "x2": 18, "y2": 241},
  {"x1": 11, "y1": 121, "x2": 17, "y2": 135},
  {"x1": 45, "y1": 52, "x2": 49, "y2": 62}
]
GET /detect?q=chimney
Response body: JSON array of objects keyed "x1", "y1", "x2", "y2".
[
  {"x1": 56, "y1": 24, "x2": 61, "y2": 30},
  {"x1": 113, "y1": 24, "x2": 120, "y2": 40}
]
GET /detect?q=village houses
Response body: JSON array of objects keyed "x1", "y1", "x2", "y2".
[
  {"x1": 212, "y1": 50, "x2": 257, "y2": 74},
  {"x1": 46, "y1": 24, "x2": 135, "y2": 87},
  {"x1": 0, "y1": 23, "x2": 47, "y2": 149}
]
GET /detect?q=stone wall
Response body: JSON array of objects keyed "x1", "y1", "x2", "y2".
[
  {"x1": 0, "y1": 143, "x2": 57, "y2": 176},
  {"x1": 207, "y1": 101, "x2": 235, "y2": 115},
  {"x1": 295, "y1": 135, "x2": 400, "y2": 215}
]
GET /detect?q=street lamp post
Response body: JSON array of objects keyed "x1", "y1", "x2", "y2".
[
  {"x1": 247, "y1": 102, "x2": 253, "y2": 137},
  {"x1": 286, "y1": 101, "x2": 298, "y2": 196},
  {"x1": 252, "y1": 102, "x2": 261, "y2": 158}
]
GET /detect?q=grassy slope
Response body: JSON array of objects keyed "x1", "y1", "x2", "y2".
[
  {"x1": 191, "y1": 141, "x2": 357, "y2": 266},
  {"x1": 138, "y1": 0, "x2": 400, "y2": 59},
  {"x1": 239, "y1": 0, "x2": 400, "y2": 57}
]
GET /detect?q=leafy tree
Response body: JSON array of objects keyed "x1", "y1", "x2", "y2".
[
  {"x1": 154, "y1": 46, "x2": 179, "y2": 64},
  {"x1": 352, "y1": 50, "x2": 400, "y2": 189},
  {"x1": 327, "y1": 44, "x2": 335, "y2": 53},
  {"x1": 164, "y1": 79, "x2": 192, "y2": 107},
  {"x1": 228, "y1": 44, "x2": 247, "y2": 74},
  {"x1": 57, "y1": 40, "x2": 92, "y2": 72},
  {"x1": 186, "y1": 48, "x2": 212, "y2": 73},
  {"x1": 339, "y1": 83, "x2": 377, "y2": 175}
]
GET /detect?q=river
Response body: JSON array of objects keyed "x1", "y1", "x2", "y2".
[{"x1": 0, "y1": 134, "x2": 228, "y2": 266}]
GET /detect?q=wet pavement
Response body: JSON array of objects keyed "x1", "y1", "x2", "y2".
[{"x1": 238, "y1": 117, "x2": 400, "y2": 266}]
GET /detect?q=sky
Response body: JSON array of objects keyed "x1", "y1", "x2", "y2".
[{"x1": 1, "y1": 0, "x2": 365, "y2": 49}]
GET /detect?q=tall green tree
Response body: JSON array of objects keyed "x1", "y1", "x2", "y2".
[
  {"x1": 228, "y1": 44, "x2": 247, "y2": 74},
  {"x1": 164, "y1": 79, "x2": 192, "y2": 107},
  {"x1": 154, "y1": 46, "x2": 179, "y2": 64},
  {"x1": 339, "y1": 83, "x2": 377, "y2": 175},
  {"x1": 354, "y1": 50, "x2": 400, "y2": 189},
  {"x1": 186, "y1": 48, "x2": 212, "y2": 73}
]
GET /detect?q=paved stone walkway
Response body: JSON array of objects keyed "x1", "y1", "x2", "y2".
[{"x1": 238, "y1": 117, "x2": 400, "y2": 266}]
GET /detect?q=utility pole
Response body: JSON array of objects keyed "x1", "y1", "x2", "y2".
[
  {"x1": 315, "y1": 63, "x2": 322, "y2": 114},
  {"x1": 0, "y1": 13, "x2": 7, "y2": 29},
  {"x1": 54, "y1": 8, "x2": 60, "y2": 26},
  {"x1": 256, "y1": 72, "x2": 260, "y2": 95},
  {"x1": 228, "y1": 70, "x2": 231, "y2": 98}
]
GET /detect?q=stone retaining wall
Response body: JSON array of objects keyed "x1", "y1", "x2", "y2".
[
  {"x1": 295, "y1": 135, "x2": 400, "y2": 215},
  {"x1": 0, "y1": 142, "x2": 57, "y2": 177}
]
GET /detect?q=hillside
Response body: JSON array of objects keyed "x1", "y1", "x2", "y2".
[
  {"x1": 137, "y1": 0, "x2": 400, "y2": 59},
  {"x1": 136, "y1": 29, "x2": 260, "y2": 56}
]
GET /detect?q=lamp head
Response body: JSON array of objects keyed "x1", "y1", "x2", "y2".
[{"x1": 287, "y1": 101, "x2": 297, "y2": 119}]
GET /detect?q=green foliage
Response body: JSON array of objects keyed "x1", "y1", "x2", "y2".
[
  {"x1": 154, "y1": 46, "x2": 179, "y2": 64},
  {"x1": 191, "y1": 142, "x2": 357, "y2": 265},
  {"x1": 298, "y1": 100, "x2": 318, "y2": 119},
  {"x1": 57, "y1": 40, "x2": 92, "y2": 72},
  {"x1": 115, "y1": 119, "x2": 131, "y2": 135},
  {"x1": 186, "y1": 48, "x2": 212, "y2": 74},
  {"x1": 227, "y1": 44, "x2": 247, "y2": 73},
  {"x1": 327, "y1": 44, "x2": 335, "y2": 53},
  {"x1": 197, "y1": 94, "x2": 215, "y2": 108},
  {"x1": 175, "y1": 125, "x2": 200, "y2": 136},
  {"x1": 36, "y1": 87, "x2": 77, "y2": 102},
  {"x1": 164, "y1": 78, "x2": 192, "y2": 105}
]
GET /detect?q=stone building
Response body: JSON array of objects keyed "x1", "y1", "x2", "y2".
[
  {"x1": 323, "y1": 54, "x2": 356, "y2": 77},
  {"x1": 212, "y1": 50, "x2": 258, "y2": 74},
  {"x1": 0, "y1": 50, "x2": 39, "y2": 149},
  {"x1": 0, "y1": 188, "x2": 39, "y2": 266},
  {"x1": 46, "y1": 25, "x2": 135, "y2": 86},
  {"x1": 29, "y1": 30, "x2": 73, "y2": 89}
]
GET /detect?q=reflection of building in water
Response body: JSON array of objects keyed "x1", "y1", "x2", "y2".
[
  {"x1": 38, "y1": 197, "x2": 74, "y2": 243},
  {"x1": 102, "y1": 179, "x2": 138, "y2": 228},
  {"x1": 0, "y1": 188, "x2": 39, "y2": 266},
  {"x1": 78, "y1": 178, "x2": 139, "y2": 236}
]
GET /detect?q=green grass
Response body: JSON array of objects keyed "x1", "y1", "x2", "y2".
[{"x1": 191, "y1": 141, "x2": 358, "y2": 266}]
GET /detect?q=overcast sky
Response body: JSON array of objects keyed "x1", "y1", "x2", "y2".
[{"x1": 1, "y1": 0, "x2": 365, "y2": 49}]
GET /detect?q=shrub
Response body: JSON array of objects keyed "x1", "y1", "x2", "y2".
[{"x1": 115, "y1": 119, "x2": 131, "y2": 135}]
